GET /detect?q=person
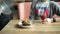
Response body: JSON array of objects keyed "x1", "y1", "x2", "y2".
[
  {"x1": 0, "y1": 9, "x2": 12, "y2": 31},
  {"x1": 0, "y1": 0, "x2": 13, "y2": 31},
  {"x1": 30, "y1": 0, "x2": 60, "y2": 23}
]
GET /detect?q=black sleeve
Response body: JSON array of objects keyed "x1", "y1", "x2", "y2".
[
  {"x1": 48, "y1": 1, "x2": 60, "y2": 18},
  {"x1": 52, "y1": 2, "x2": 60, "y2": 16},
  {"x1": 0, "y1": 13, "x2": 12, "y2": 31},
  {"x1": 47, "y1": 1, "x2": 55, "y2": 18}
]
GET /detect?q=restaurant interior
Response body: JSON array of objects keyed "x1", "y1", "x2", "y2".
[{"x1": 0, "y1": 0, "x2": 60, "y2": 34}]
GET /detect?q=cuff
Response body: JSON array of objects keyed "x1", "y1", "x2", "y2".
[{"x1": 53, "y1": 18, "x2": 56, "y2": 22}]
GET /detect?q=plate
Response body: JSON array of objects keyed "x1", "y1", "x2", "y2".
[{"x1": 18, "y1": 21, "x2": 34, "y2": 28}]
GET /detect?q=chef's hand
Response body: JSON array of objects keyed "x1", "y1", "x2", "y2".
[{"x1": 44, "y1": 18, "x2": 53, "y2": 24}]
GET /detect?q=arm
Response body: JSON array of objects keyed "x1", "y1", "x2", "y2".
[
  {"x1": 44, "y1": 2, "x2": 60, "y2": 23},
  {"x1": 49, "y1": 17, "x2": 60, "y2": 22},
  {"x1": 51, "y1": 2, "x2": 60, "y2": 22},
  {"x1": 52, "y1": 1, "x2": 60, "y2": 16},
  {"x1": 54, "y1": 17, "x2": 60, "y2": 22}
]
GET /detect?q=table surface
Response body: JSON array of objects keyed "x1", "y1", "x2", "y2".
[
  {"x1": 0, "y1": 20, "x2": 60, "y2": 34},
  {"x1": 1, "y1": 20, "x2": 60, "y2": 31}
]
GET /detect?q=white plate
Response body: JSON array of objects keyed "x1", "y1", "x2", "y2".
[{"x1": 18, "y1": 21, "x2": 34, "y2": 28}]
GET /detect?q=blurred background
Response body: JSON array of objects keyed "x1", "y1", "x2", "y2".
[
  {"x1": 0, "y1": 0, "x2": 60, "y2": 20},
  {"x1": 11, "y1": 0, "x2": 60, "y2": 20}
]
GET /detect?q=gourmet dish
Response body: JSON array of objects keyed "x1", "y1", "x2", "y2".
[{"x1": 22, "y1": 19, "x2": 31, "y2": 26}]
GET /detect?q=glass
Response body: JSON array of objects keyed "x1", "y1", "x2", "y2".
[
  {"x1": 38, "y1": 7, "x2": 48, "y2": 24},
  {"x1": 40, "y1": 13, "x2": 47, "y2": 24}
]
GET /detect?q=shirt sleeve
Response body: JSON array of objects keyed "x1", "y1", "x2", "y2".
[{"x1": 51, "y1": 1, "x2": 60, "y2": 16}]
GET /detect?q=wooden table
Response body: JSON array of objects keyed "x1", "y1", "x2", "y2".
[{"x1": 0, "y1": 20, "x2": 60, "y2": 34}]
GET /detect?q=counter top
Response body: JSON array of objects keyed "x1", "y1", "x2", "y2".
[{"x1": 0, "y1": 20, "x2": 60, "y2": 34}]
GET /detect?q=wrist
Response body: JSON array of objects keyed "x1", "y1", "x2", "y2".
[{"x1": 53, "y1": 18, "x2": 56, "y2": 22}]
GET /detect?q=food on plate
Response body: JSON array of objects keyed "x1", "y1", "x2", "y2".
[{"x1": 22, "y1": 19, "x2": 31, "y2": 26}]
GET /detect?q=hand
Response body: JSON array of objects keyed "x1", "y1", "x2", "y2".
[{"x1": 44, "y1": 18, "x2": 53, "y2": 24}]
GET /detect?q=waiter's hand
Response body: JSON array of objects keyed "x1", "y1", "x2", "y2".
[{"x1": 44, "y1": 18, "x2": 53, "y2": 24}]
